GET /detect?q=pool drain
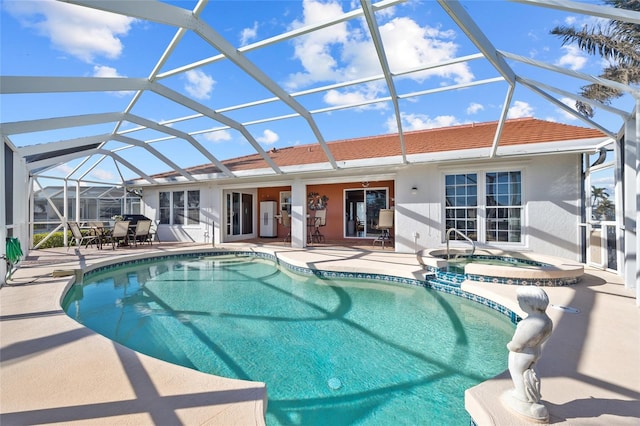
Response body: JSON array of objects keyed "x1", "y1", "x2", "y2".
[{"x1": 327, "y1": 377, "x2": 342, "y2": 390}]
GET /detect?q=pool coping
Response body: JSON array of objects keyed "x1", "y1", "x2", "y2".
[{"x1": 2, "y1": 243, "x2": 638, "y2": 425}]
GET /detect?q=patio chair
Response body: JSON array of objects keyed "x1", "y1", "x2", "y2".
[
  {"x1": 105, "y1": 220, "x2": 131, "y2": 250},
  {"x1": 373, "y1": 209, "x2": 394, "y2": 249},
  {"x1": 130, "y1": 220, "x2": 152, "y2": 246},
  {"x1": 282, "y1": 210, "x2": 291, "y2": 242},
  {"x1": 313, "y1": 209, "x2": 326, "y2": 243},
  {"x1": 68, "y1": 221, "x2": 99, "y2": 249},
  {"x1": 149, "y1": 221, "x2": 161, "y2": 242}
]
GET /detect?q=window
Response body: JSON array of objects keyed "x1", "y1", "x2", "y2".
[
  {"x1": 486, "y1": 171, "x2": 522, "y2": 242},
  {"x1": 187, "y1": 190, "x2": 200, "y2": 224},
  {"x1": 445, "y1": 174, "x2": 478, "y2": 240},
  {"x1": 445, "y1": 171, "x2": 522, "y2": 243},
  {"x1": 159, "y1": 192, "x2": 171, "y2": 224},
  {"x1": 160, "y1": 190, "x2": 200, "y2": 225},
  {"x1": 280, "y1": 191, "x2": 291, "y2": 214}
]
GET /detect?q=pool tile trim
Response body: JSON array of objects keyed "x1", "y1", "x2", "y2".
[{"x1": 81, "y1": 250, "x2": 521, "y2": 325}]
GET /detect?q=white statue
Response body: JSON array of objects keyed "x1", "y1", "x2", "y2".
[{"x1": 501, "y1": 286, "x2": 553, "y2": 422}]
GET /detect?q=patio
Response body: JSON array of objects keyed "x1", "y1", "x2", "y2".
[{"x1": 1, "y1": 242, "x2": 638, "y2": 425}]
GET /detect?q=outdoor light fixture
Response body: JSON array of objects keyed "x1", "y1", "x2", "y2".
[
  {"x1": 362, "y1": 181, "x2": 370, "y2": 188},
  {"x1": 411, "y1": 186, "x2": 418, "y2": 195}
]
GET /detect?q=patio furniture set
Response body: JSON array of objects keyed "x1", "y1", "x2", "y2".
[{"x1": 69, "y1": 218, "x2": 156, "y2": 250}]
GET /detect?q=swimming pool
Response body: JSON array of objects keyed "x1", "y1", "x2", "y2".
[{"x1": 62, "y1": 254, "x2": 515, "y2": 425}]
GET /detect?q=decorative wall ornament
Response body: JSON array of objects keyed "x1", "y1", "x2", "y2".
[
  {"x1": 308, "y1": 192, "x2": 328, "y2": 210},
  {"x1": 501, "y1": 286, "x2": 554, "y2": 423}
]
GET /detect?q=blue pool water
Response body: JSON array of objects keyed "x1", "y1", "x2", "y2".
[
  {"x1": 446, "y1": 255, "x2": 546, "y2": 275},
  {"x1": 62, "y1": 255, "x2": 514, "y2": 425}
]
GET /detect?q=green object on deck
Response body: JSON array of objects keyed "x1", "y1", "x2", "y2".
[
  {"x1": 6, "y1": 237, "x2": 23, "y2": 265},
  {"x1": 4, "y1": 237, "x2": 23, "y2": 282}
]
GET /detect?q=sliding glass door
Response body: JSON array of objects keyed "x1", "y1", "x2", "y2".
[
  {"x1": 225, "y1": 191, "x2": 254, "y2": 240},
  {"x1": 344, "y1": 188, "x2": 388, "y2": 238}
]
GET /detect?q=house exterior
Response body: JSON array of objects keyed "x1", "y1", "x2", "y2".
[{"x1": 134, "y1": 118, "x2": 611, "y2": 262}]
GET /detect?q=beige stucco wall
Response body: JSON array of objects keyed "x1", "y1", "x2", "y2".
[{"x1": 394, "y1": 153, "x2": 582, "y2": 260}]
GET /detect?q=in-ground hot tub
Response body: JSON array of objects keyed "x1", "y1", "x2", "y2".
[{"x1": 418, "y1": 249, "x2": 583, "y2": 286}]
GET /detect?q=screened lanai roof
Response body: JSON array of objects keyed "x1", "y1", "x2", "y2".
[{"x1": 1, "y1": 0, "x2": 638, "y2": 187}]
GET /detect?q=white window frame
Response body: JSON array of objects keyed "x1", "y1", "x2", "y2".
[
  {"x1": 159, "y1": 189, "x2": 200, "y2": 225},
  {"x1": 442, "y1": 168, "x2": 525, "y2": 245}
]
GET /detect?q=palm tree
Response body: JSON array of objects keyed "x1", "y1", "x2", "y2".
[
  {"x1": 591, "y1": 185, "x2": 615, "y2": 220},
  {"x1": 591, "y1": 185, "x2": 610, "y2": 207},
  {"x1": 551, "y1": 0, "x2": 640, "y2": 117},
  {"x1": 595, "y1": 197, "x2": 615, "y2": 220}
]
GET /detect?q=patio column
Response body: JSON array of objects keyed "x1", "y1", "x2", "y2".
[
  {"x1": 623, "y1": 108, "x2": 639, "y2": 302},
  {"x1": 211, "y1": 185, "x2": 222, "y2": 246},
  {"x1": 63, "y1": 180, "x2": 69, "y2": 248},
  {"x1": 635, "y1": 104, "x2": 640, "y2": 303},
  {"x1": 290, "y1": 179, "x2": 306, "y2": 248},
  {"x1": 1, "y1": 140, "x2": 6, "y2": 285}
]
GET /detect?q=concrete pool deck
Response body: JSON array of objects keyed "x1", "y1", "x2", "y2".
[{"x1": 1, "y1": 242, "x2": 638, "y2": 425}]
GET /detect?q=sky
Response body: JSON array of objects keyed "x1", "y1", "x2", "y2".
[{"x1": 0, "y1": 0, "x2": 632, "y2": 189}]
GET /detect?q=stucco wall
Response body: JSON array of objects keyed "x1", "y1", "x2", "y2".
[
  {"x1": 394, "y1": 154, "x2": 582, "y2": 260},
  {"x1": 139, "y1": 153, "x2": 582, "y2": 261},
  {"x1": 142, "y1": 185, "x2": 214, "y2": 244}
]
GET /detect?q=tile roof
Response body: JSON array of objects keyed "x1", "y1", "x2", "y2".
[{"x1": 153, "y1": 117, "x2": 606, "y2": 178}]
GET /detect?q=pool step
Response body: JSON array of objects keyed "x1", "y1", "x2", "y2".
[{"x1": 425, "y1": 270, "x2": 465, "y2": 288}]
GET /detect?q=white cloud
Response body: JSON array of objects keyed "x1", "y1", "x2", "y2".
[
  {"x1": 286, "y1": 0, "x2": 472, "y2": 92},
  {"x1": 466, "y1": 102, "x2": 484, "y2": 115},
  {"x1": 286, "y1": 0, "x2": 350, "y2": 89},
  {"x1": 5, "y1": 0, "x2": 135, "y2": 63},
  {"x1": 240, "y1": 21, "x2": 259, "y2": 46},
  {"x1": 556, "y1": 45, "x2": 588, "y2": 71},
  {"x1": 257, "y1": 129, "x2": 279, "y2": 145},
  {"x1": 379, "y1": 17, "x2": 472, "y2": 84},
  {"x1": 507, "y1": 100, "x2": 534, "y2": 118},
  {"x1": 184, "y1": 69, "x2": 215, "y2": 100},
  {"x1": 323, "y1": 82, "x2": 388, "y2": 109},
  {"x1": 91, "y1": 169, "x2": 115, "y2": 181},
  {"x1": 564, "y1": 16, "x2": 577, "y2": 25},
  {"x1": 92, "y1": 65, "x2": 123, "y2": 78},
  {"x1": 386, "y1": 113, "x2": 459, "y2": 132},
  {"x1": 203, "y1": 130, "x2": 232, "y2": 143}
]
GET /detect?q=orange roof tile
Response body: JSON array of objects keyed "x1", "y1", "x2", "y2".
[{"x1": 152, "y1": 118, "x2": 605, "y2": 178}]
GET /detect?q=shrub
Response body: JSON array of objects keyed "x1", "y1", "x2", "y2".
[{"x1": 33, "y1": 231, "x2": 76, "y2": 249}]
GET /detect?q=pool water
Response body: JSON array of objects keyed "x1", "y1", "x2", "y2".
[
  {"x1": 62, "y1": 255, "x2": 514, "y2": 426},
  {"x1": 446, "y1": 256, "x2": 545, "y2": 275}
]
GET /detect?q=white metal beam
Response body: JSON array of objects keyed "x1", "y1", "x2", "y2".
[
  {"x1": 490, "y1": 85, "x2": 516, "y2": 158},
  {"x1": 519, "y1": 79, "x2": 617, "y2": 138},
  {"x1": 0, "y1": 76, "x2": 149, "y2": 94},
  {"x1": 111, "y1": 134, "x2": 196, "y2": 182},
  {"x1": 500, "y1": 50, "x2": 640, "y2": 97},
  {"x1": 2, "y1": 112, "x2": 123, "y2": 136},
  {"x1": 511, "y1": 0, "x2": 640, "y2": 25},
  {"x1": 360, "y1": 0, "x2": 407, "y2": 163},
  {"x1": 124, "y1": 113, "x2": 235, "y2": 177},
  {"x1": 150, "y1": 82, "x2": 282, "y2": 174},
  {"x1": 438, "y1": 0, "x2": 517, "y2": 85},
  {"x1": 17, "y1": 134, "x2": 110, "y2": 157},
  {"x1": 519, "y1": 77, "x2": 631, "y2": 119},
  {"x1": 65, "y1": 0, "x2": 339, "y2": 170}
]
